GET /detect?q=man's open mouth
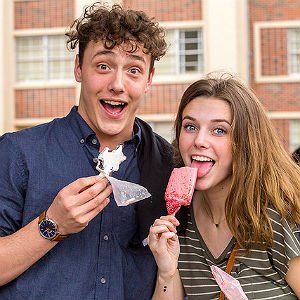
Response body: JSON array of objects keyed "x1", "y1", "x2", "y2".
[{"x1": 100, "y1": 99, "x2": 127, "y2": 115}]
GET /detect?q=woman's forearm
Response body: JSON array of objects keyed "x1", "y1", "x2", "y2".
[{"x1": 152, "y1": 270, "x2": 184, "y2": 300}]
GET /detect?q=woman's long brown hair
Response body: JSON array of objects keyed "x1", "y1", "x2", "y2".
[{"x1": 173, "y1": 74, "x2": 300, "y2": 249}]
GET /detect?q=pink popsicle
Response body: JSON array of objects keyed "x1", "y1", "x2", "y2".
[{"x1": 164, "y1": 167, "x2": 197, "y2": 215}]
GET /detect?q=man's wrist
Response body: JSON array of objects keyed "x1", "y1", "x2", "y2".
[{"x1": 38, "y1": 211, "x2": 68, "y2": 242}]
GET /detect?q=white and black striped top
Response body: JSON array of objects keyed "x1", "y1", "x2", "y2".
[{"x1": 178, "y1": 207, "x2": 300, "y2": 299}]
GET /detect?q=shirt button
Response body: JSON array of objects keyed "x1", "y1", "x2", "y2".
[
  {"x1": 93, "y1": 157, "x2": 98, "y2": 163},
  {"x1": 92, "y1": 139, "x2": 97, "y2": 145},
  {"x1": 80, "y1": 138, "x2": 85, "y2": 144},
  {"x1": 100, "y1": 277, "x2": 106, "y2": 284},
  {"x1": 103, "y1": 234, "x2": 109, "y2": 241}
]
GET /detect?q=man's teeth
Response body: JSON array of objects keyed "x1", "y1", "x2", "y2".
[
  {"x1": 103, "y1": 100, "x2": 125, "y2": 106},
  {"x1": 192, "y1": 156, "x2": 213, "y2": 162}
]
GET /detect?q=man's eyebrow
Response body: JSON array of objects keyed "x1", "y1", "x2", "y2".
[
  {"x1": 92, "y1": 50, "x2": 147, "y2": 64},
  {"x1": 92, "y1": 50, "x2": 114, "y2": 60}
]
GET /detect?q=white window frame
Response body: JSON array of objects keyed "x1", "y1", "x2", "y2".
[
  {"x1": 153, "y1": 21, "x2": 204, "y2": 84},
  {"x1": 14, "y1": 28, "x2": 75, "y2": 89},
  {"x1": 254, "y1": 20, "x2": 300, "y2": 83},
  {"x1": 288, "y1": 28, "x2": 300, "y2": 75},
  {"x1": 290, "y1": 119, "x2": 300, "y2": 152}
]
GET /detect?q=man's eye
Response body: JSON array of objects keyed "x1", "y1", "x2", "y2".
[
  {"x1": 97, "y1": 64, "x2": 108, "y2": 70},
  {"x1": 130, "y1": 68, "x2": 140, "y2": 74}
]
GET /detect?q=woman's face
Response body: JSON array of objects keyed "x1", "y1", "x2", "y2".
[{"x1": 179, "y1": 96, "x2": 233, "y2": 192}]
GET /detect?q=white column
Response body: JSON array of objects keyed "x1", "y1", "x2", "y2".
[
  {"x1": 0, "y1": 0, "x2": 14, "y2": 134},
  {"x1": 203, "y1": 0, "x2": 249, "y2": 81}
]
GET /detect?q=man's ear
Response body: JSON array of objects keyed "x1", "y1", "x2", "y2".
[
  {"x1": 74, "y1": 55, "x2": 82, "y2": 83},
  {"x1": 145, "y1": 67, "x2": 155, "y2": 93}
]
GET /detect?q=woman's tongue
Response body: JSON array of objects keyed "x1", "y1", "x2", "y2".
[{"x1": 191, "y1": 160, "x2": 214, "y2": 178}]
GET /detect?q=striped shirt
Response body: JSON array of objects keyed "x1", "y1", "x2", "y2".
[{"x1": 178, "y1": 207, "x2": 300, "y2": 299}]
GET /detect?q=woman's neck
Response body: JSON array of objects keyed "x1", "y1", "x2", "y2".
[{"x1": 193, "y1": 189, "x2": 227, "y2": 226}]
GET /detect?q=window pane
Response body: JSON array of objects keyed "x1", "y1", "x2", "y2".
[
  {"x1": 17, "y1": 61, "x2": 44, "y2": 81},
  {"x1": 155, "y1": 28, "x2": 203, "y2": 76},
  {"x1": 48, "y1": 36, "x2": 73, "y2": 79},
  {"x1": 290, "y1": 120, "x2": 300, "y2": 152},
  {"x1": 16, "y1": 35, "x2": 73, "y2": 82},
  {"x1": 179, "y1": 29, "x2": 203, "y2": 73},
  {"x1": 155, "y1": 30, "x2": 178, "y2": 75},
  {"x1": 288, "y1": 28, "x2": 300, "y2": 74}
]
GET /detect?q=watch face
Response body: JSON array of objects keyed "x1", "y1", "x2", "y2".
[{"x1": 39, "y1": 219, "x2": 57, "y2": 240}]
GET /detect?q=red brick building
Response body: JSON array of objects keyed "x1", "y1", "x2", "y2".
[{"x1": 0, "y1": 0, "x2": 299, "y2": 151}]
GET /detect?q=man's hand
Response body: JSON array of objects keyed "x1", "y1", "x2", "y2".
[{"x1": 46, "y1": 175, "x2": 112, "y2": 234}]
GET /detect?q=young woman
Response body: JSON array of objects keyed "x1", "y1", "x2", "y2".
[{"x1": 149, "y1": 75, "x2": 300, "y2": 299}]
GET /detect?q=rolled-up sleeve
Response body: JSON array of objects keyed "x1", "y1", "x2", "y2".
[{"x1": 0, "y1": 134, "x2": 27, "y2": 236}]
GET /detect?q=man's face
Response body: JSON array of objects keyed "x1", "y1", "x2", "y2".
[{"x1": 74, "y1": 40, "x2": 154, "y2": 149}]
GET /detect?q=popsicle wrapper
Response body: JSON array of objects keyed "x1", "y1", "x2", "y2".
[
  {"x1": 95, "y1": 145, "x2": 151, "y2": 206},
  {"x1": 106, "y1": 175, "x2": 151, "y2": 206},
  {"x1": 164, "y1": 167, "x2": 197, "y2": 214},
  {"x1": 210, "y1": 265, "x2": 248, "y2": 300}
]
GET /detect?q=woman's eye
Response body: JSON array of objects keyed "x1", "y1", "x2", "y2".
[
  {"x1": 183, "y1": 124, "x2": 196, "y2": 132},
  {"x1": 213, "y1": 128, "x2": 226, "y2": 135}
]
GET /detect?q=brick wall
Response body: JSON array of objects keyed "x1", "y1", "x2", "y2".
[
  {"x1": 249, "y1": 0, "x2": 300, "y2": 149},
  {"x1": 15, "y1": 88, "x2": 75, "y2": 118},
  {"x1": 139, "y1": 83, "x2": 190, "y2": 115},
  {"x1": 14, "y1": 0, "x2": 76, "y2": 121},
  {"x1": 271, "y1": 119, "x2": 290, "y2": 149},
  {"x1": 14, "y1": 0, "x2": 74, "y2": 29},
  {"x1": 123, "y1": 0, "x2": 202, "y2": 21}
]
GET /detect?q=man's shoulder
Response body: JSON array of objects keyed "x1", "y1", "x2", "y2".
[{"x1": 0, "y1": 116, "x2": 68, "y2": 149}]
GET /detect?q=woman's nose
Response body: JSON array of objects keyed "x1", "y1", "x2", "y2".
[{"x1": 194, "y1": 130, "x2": 209, "y2": 149}]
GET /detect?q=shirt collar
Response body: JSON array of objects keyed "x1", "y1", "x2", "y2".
[{"x1": 67, "y1": 106, "x2": 141, "y2": 148}]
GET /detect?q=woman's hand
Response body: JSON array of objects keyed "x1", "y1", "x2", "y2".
[
  {"x1": 148, "y1": 215, "x2": 180, "y2": 280},
  {"x1": 286, "y1": 256, "x2": 300, "y2": 297}
]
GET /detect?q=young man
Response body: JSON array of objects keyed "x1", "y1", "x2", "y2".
[{"x1": 0, "y1": 3, "x2": 172, "y2": 299}]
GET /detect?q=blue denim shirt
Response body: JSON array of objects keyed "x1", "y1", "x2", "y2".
[{"x1": 0, "y1": 107, "x2": 157, "y2": 300}]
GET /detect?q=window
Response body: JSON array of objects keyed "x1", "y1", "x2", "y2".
[
  {"x1": 16, "y1": 35, "x2": 74, "y2": 82},
  {"x1": 148, "y1": 121, "x2": 174, "y2": 142},
  {"x1": 155, "y1": 29, "x2": 203, "y2": 76},
  {"x1": 290, "y1": 119, "x2": 300, "y2": 151},
  {"x1": 288, "y1": 28, "x2": 300, "y2": 75}
]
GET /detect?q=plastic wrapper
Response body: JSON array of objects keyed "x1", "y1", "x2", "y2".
[
  {"x1": 210, "y1": 265, "x2": 248, "y2": 300},
  {"x1": 95, "y1": 144, "x2": 151, "y2": 206},
  {"x1": 106, "y1": 175, "x2": 151, "y2": 206}
]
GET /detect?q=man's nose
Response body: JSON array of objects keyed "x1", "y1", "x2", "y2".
[{"x1": 109, "y1": 70, "x2": 125, "y2": 94}]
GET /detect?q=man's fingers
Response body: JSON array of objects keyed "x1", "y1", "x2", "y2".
[
  {"x1": 64, "y1": 175, "x2": 107, "y2": 194},
  {"x1": 79, "y1": 179, "x2": 111, "y2": 202}
]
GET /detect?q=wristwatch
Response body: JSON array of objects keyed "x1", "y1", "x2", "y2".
[{"x1": 38, "y1": 211, "x2": 68, "y2": 242}]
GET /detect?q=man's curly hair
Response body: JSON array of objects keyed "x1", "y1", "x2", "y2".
[{"x1": 66, "y1": 2, "x2": 167, "y2": 72}]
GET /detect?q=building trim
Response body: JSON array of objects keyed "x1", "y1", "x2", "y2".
[
  {"x1": 254, "y1": 20, "x2": 300, "y2": 83},
  {"x1": 268, "y1": 111, "x2": 300, "y2": 120}
]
